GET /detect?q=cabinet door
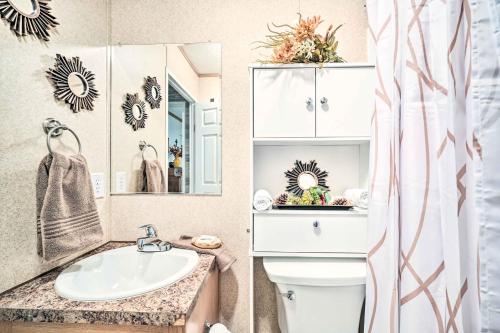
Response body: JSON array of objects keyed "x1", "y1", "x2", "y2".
[
  {"x1": 316, "y1": 67, "x2": 375, "y2": 137},
  {"x1": 253, "y1": 68, "x2": 315, "y2": 138}
]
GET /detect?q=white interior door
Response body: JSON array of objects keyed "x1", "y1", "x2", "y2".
[
  {"x1": 194, "y1": 103, "x2": 221, "y2": 194},
  {"x1": 253, "y1": 68, "x2": 316, "y2": 138},
  {"x1": 316, "y1": 66, "x2": 375, "y2": 137}
]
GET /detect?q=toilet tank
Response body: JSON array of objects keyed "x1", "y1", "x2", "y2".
[{"x1": 263, "y1": 257, "x2": 366, "y2": 333}]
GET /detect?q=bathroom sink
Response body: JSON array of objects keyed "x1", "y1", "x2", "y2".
[{"x1": 54, "y1": 245, "x2": 199, "y2": 301}]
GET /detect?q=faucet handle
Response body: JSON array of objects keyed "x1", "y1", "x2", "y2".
[{"x1": 139, "y1": 224, "x2": 158, "y2": 238}]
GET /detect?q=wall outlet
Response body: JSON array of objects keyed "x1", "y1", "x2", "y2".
[
  {"x1": 91, "y1": 173, "x2": 105, "y2": 198},
  {"x1": 115, "y1": 171, "x2": 127, "y2": 193}
]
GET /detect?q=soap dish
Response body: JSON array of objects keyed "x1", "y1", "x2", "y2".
[{"x1": 192, "y1": 235, "x2": 222, "y2": 249}]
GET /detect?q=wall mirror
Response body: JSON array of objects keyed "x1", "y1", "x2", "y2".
[{"x1": 110, "y1": 43, "x2": 222, "y2": 195}]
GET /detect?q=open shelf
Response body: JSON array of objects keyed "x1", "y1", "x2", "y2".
[{"x1": 252, "y1": 209, "x2": 368, "y2": 216}]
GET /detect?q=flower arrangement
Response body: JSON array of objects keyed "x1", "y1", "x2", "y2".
[
  {"x1": 274, "y1": 186, "x2": 353, "y2": 207},
  {"x1": 255, "y1": 14, "x2": 345, "y2": 64},
  {"x1": 169, "y1": 140, "x2": 183, "y2": 158}
]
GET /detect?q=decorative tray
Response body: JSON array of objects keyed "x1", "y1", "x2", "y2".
[{"x1": 273, "y1": 205, "x2": 353, "y2": 210}]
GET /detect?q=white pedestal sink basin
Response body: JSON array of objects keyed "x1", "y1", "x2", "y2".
[{"x1": 55, "y1": 245, "x2": 199, "y2": 301}]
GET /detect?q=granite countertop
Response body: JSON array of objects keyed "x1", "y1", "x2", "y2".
[{"x1": 0, "y1": 242, "x2": 216, "y2": 326}]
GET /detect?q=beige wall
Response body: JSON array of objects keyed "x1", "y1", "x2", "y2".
[
  {"x1": 199, "y1": 77, "x2": 222, "y2": 104},
  {"x1": 109, "y1": 1, "x2": 368, "y2": 332},
  {"x1": 110, "y1": 44, "x2": 167, "y2": 193},
  {"x1": 0, "y1": 0, "x2": 367, "y2": 330},
  {"x1": 0, "y1": 0, "x2": 109, "y2": 293}
]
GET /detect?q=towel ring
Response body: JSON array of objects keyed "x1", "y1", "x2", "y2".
[
  {"x1": 139, "y1": 141, "x2": 158, "y2": 160},
  {"x1": 43, "y1": 118, "x2": 82, "y2": 155}
]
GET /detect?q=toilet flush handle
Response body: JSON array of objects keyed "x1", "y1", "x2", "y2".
[{"x1": 280, "y1": 290, "x2": 296, "y2": 301}]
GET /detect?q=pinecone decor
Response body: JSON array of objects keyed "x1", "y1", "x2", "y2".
[
  {"x1": 331, "y1": 197, "x2": 352, "y2": 206},
  {"x1": 275, "y1": 193, "x2": 288, "y2": 205}
]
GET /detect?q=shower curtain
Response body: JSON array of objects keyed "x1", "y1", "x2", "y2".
[{"x1": 365, "y1": 0, "x2": 500, "y2": 332}]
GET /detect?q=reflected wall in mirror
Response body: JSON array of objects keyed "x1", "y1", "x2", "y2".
[{"x1": 110, "y1": 43, "x2": 222, "y2": 195}]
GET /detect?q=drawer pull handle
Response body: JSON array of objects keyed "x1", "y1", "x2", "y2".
[{"x1": 313, "y1": 220, "x2": 320, "y2": 228}]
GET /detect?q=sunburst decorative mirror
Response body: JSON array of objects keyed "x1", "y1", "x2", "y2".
[
  {"x1": 0, "y1": 0, "x2": 58, "y2": 41},
  {"x1": 46, "y1": 54, "x2": 99, "y2": 112},
  {"x1": 122, "y1": 93, "x2": 148, "y2": 131},
  {"x1": 285, "y1": 160, "x2": 329, "y2": 196},
  {"x1": 143, "y1": 76, "x2": 162, "y2": 109}
]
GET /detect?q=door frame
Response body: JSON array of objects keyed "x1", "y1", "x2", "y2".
[{"x1": 166, "y1": 71, "x2": 196, "y2": 193}]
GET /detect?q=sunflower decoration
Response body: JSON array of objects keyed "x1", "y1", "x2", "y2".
[
  {"x1": 0, "y1": 0, "x2": 58, "y2": 41},
  {"x1": 255, "y1": 14, "x2": 345, "y2": 64}
]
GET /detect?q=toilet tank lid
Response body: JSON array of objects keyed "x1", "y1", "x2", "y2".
[{"x1": 263, "y1": 257, "x2": 366, "y2": 287}]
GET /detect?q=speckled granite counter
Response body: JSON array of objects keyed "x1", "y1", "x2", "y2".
[{"x1": 0, "y1": 242, "x2": 216, "y2": 327}]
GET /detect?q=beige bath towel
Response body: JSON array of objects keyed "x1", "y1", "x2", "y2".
[
  {"x1": 138, "y1": 160, "x2": 166, "y2": 193},
  {"x1": 36, "y1": 153, "x2": 103, "y2": 261},
  {"x1": 171, "y1": 235, "x2": 236, "y2": 273}
]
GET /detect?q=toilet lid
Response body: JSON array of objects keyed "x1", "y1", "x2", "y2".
[{"x1": 263, "y1": 257, "x2": 366, "y2": 286}]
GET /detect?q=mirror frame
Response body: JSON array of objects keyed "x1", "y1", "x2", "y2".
[
  {"x1": 1, "y1": 0, "x2": 58, "y2": 40},
  {"x1": 285, "y1": 160, "x2": 329, "y2": 196},
  {"x1": 143, "y1": 76, "x2": 162, "y2": 109},
  {"x1": 46, "y1": 54, "x2": 99, "y2": 113},
  {"x1": 122, "y1": 93, "x2": 148, "y2": 131}
]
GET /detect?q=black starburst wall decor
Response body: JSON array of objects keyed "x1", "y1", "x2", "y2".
[
  {"x1": 0, "y1": 0, "x2": 58, "y2": 41},
  {"x1": 143, "y1": 76, "x2": 162, "y2": 109},
  {"x1": 285, "y1": 160, "x2": 329, "y2": 196},
  {"x1": 122, "y1": 93, "x2": 148, "y2": 131},
  {"x1": 46, "y1": 54, "x2": 99, "y2": 112}
]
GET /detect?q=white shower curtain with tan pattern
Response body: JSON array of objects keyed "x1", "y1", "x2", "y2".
[{"x1": 365, "y1": 0, "x2": 500, "y2": 332}]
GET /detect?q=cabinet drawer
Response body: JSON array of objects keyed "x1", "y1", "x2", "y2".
[{"x1": 253, "y1": 214, "x2": 367, "y2": 253}]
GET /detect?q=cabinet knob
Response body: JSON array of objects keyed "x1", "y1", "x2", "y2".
[
  {"x1": 305, "y1": 97, "x2": 313, "y2": 106},
  {"x1": 313, "y1": 220, "x2": 320, "y2": 228},
  {"x1": 320, "y1": 97, "x2": 328, "y2": 105}
]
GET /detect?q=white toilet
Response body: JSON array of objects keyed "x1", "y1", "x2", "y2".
[{"x1": 263, "y1": 256, "x2": 366, "y2": 333}]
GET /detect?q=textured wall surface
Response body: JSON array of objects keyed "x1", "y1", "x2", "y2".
[
  {"x1": 109, "y1": 1, "x2": 368, "y2": 332},
  {"x1": 0, "y1": 0, "x2": 368, "y2": 329},
  {"x1": 0, "y1": 0, "x2": 109, "y2": 293}
]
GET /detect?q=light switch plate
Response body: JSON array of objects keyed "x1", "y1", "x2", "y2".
[
  {"x1": 116, "y1": 171, "x2": 127, "y2": 193},
  {"x1": 91, "y1": 173, "x2": 105, "y2": 198}
]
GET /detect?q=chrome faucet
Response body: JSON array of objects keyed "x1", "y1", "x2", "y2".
[{"x1": 137, "y1": 224, "x2": 172, "y2": 252}]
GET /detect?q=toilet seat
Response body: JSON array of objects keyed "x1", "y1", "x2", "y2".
[{"x1": 263, "y1": 257, "x2": 366, "y2": 286}]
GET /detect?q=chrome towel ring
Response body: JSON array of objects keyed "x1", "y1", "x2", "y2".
[
  {"x1": 139, "y1": 140, "x2": 158, "y2": 160},
  {"x1": 42, "y1": 118, "x2": 82, "y2": 155}
]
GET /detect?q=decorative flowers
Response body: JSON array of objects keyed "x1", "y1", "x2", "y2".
[
  {"x1": 255, "y1": 14, "x2": 345, "y2": 64},
  {"x1": 169, "y1": 140, "x2": 183, "y2": 158}
]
